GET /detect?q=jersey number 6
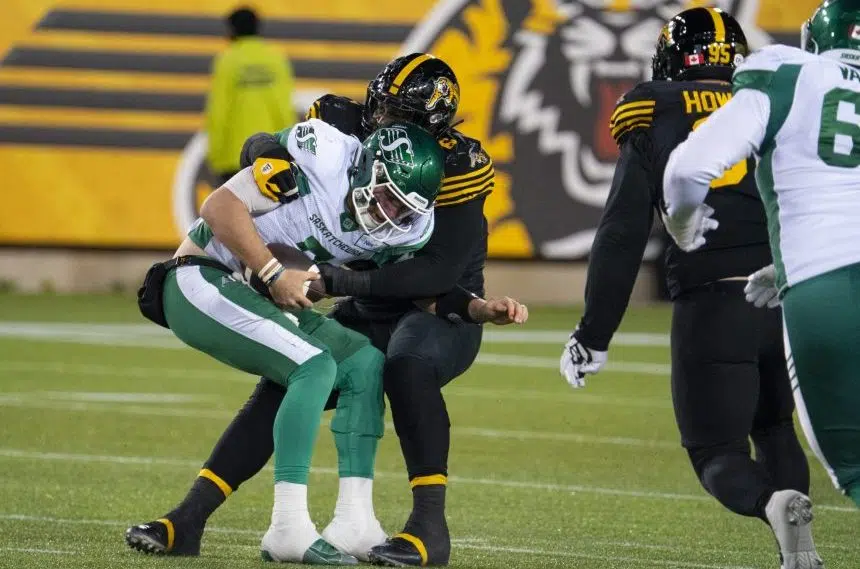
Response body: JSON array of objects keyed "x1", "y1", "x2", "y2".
[
  {"x1": 818, "y1": 88, "x2": 860, "y2": 168},
  {"x1": 692, "y1": 116, "x2": 749, "y2": 189}
]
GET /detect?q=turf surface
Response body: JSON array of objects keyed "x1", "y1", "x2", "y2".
[{"x1": 0, "y1": 293, "x2": 856, "y2": 569}]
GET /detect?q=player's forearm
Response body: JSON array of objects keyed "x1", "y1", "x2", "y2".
[
  {"x1": 200, "y1": 188, "x2": 273, "y2": 275},
  {"x1": 575, "y1": 224, "x2": 650, "y2": 351}
]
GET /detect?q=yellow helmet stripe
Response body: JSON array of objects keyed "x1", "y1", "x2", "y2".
[
  {"x1": 389, "y1": 54, "x2": 434, "y2": 95},
  {"x1": 708, "y1": 8, "x2": 726, "y2": 43}
]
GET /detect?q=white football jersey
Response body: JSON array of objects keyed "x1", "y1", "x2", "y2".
[
  {"x1": 188, "y1": 118, "x2": 435, "y2": 271},
  {"x1": 664, "y1": 45, "x2": 860, "y2": 288}
]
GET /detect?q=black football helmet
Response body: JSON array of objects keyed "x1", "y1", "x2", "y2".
[
  {"x1": 652, "y1": 7, "x2": 748, "y2": 82},
  {"x1": 363, "y1": 53, "x2": 460, "y2": 135}
]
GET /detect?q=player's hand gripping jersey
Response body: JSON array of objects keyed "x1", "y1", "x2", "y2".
[
  {"x1": 189, "y1": 119, "x2": 438, "y2": 271},
  {"x1": 608, "y1": 79, "x2": 771, "y2": 299},
  {"x1": 664, "y1": 44, "x2": 860, "y2": 289}
]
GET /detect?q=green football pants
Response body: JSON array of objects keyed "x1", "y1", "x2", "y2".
[
  {"x1": 162, "y1": 264, "x2": 383, "y2": 484},
  {"x1": 782, "y1": 263, "x2": 860, "y2": 507}
]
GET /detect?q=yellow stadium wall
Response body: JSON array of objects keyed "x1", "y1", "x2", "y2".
[{"x1": 0, "y1": 0, "x2": 819, "y2": 259}]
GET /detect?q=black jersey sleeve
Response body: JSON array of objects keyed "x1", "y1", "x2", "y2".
[
  {"x1": 574, "y1": 130, "x2": 656, "y2": 351},
  {"x1": 319, "y1": 196, "x2": 486, "y2": 299}
]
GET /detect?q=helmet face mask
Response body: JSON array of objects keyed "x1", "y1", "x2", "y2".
[
  {"x1": 349, "y1": 123, "x2": 444, "y2": 243},
  {"x1": 651, "y1": 7, "x2": 748, "y2": 82},
  {"x1": 351, "y1": 160, "x2": 421, "y2": 242},
  {"x1": 362, "y1": 53, "x2": 460, "y2": 135}
]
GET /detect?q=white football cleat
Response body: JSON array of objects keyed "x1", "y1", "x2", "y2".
[
  {"x1": 765, "y1": 490, "x2": 824, "y2": 569},
  {"x1": 261, "y1": 523, "x2": 358, "y2": 565},
  {"x1": 321, "y1": 516, "x2": 388, "y2": 562}
]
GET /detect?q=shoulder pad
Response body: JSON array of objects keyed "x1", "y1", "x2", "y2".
[
  {"x1": 436, "y1": 131, "x2": 494, "y2": 207},
  {"x1": 735, "y1": 45, "x2": 812, "y2": 76},
  {"x1": 306, "y1": 94, "x2": 365, "y2": 138},
  {"x1": 733, "y1": 46, "x2": 816, "y2": 94},
  {"x1": 609, "y1": 82, "x2": 658, "y2": 145}
]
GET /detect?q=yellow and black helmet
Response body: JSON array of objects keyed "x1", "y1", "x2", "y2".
[
  {"x1": 652, "y1": 7, "x2": 748, "y2": 82},
  {"x1": 363, "y1": 53, "x2": 460, "y2": 135}
]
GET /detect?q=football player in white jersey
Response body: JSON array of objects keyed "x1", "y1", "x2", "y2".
[
  {"x1": 663, "y1": 0, "x2": 860, "y2": 547},
  {"x1": 132, "y1": 121, "x2": 443, "y2": 565}
]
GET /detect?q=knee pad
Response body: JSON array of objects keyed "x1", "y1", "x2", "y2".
[{"x1": 329, "y1": 345, "x2": 385, "y2": 438}]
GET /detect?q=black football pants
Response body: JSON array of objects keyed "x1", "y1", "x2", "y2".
[{"x1": 671, "y1": 281, "x2": 809, "y2": 519}]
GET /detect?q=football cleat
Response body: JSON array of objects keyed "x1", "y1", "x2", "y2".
[
  {"x1": 765, "y1": 490, "x2": 824, "y2": 569},
  {"x1": 368, "y1": 531, "x2": 450, "y2": 567},
  {"x1": 124, "y1": 518, "x2": 202, "y2": 556},
  {"x1": 261, "y1": 528, "x2": 358, "y2": 566},
  {"x1": 321, "y1": 515, "x2": 388, "y2": 562}
]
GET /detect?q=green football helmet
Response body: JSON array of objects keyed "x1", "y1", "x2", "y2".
[
  {"x1": 802, "y1": 0, "x2": 860, "y2": 64},
  {"x1": 350, "y1": 122, "x2": 444, "y2": 242}
]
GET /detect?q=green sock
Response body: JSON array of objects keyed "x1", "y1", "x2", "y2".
[
  {"x1": 330, "y1": 346, "x2": 385, "y2": 478},
  {"x1": 273, "y1": 353, "x2": 337, "y2": 484}
]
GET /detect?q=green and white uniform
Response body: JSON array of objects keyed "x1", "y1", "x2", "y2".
[
  {"x1": 663, "y1": 44, "x2": 860, "y2": 503},
  {"x1": 167, "y1": 119, "x2": 434, "y2": 486}
]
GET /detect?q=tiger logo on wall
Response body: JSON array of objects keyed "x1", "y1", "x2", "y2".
[{"x1": 403, "y1": 0, "x2": 766, "y2": 258}]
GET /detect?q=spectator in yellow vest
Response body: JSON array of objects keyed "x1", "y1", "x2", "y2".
[{"x1": 205, "y1": 7, "x2": 297, "y2": 184}]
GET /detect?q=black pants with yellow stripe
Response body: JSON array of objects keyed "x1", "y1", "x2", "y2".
[{"x1": 203, "y1": 302, "x2": 482, "y2": 492}]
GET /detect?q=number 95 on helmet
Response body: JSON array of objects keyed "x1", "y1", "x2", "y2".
[{"x1": 349, "y1": 123, "x2": 444, "y2": 242}]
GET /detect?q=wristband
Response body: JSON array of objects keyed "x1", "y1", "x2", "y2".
[
  {"x1": 435, "y1": 286, "x2": 480, "y2": 324},
  {"x1": 259, "y1": 258, "x2": 286, "y2": 287}
]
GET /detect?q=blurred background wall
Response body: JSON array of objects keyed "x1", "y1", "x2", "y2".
[{"x1": 0, "y1": 0, "x2": 819, "y2": 299}]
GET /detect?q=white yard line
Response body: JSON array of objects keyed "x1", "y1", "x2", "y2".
[
  {"x1": 475, "y1": 353, "x2": 670, "y2": 375},
  {"x1": 0, "y1": 546, "x2": 77, "y2": 555},
  {"x1": 0, "y1": 448, "x2": 854, "y2": 513},
  {"x1": 0, "y1": 396, "x2": 679, "y2": 449},
  {"x1": 0, "y1": 323, "x2": 670, "y2": 347}
]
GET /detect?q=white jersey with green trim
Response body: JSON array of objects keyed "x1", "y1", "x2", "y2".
[
  {"x1": 664, "y1": 44, "x2": 860, "y2": 289},
  {"x1": 188, "y1": 118, "x2": 435, "y2": 271}
]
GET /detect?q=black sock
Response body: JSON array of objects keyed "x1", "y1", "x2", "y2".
[
  {"x1": 166, "y1": 476, "x2": 227, "y2": 528},
  {"x1": 401, "y1": 484, "x2": 449, "y2": 561},
  {"x1": 166, "y1": 378, "x2": 286, "y2": 529},
  {"x1": 404, "y1": 484, "x2": 446, "y2": 530}
]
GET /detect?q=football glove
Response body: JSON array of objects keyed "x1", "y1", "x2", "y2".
[
  {"x1": 661, "y1": 204, "x2": 719, "y2": 253},
  {"x1": 744, "y1": 264, "x2": 781, "y2": 308},
  {"x1": 559, "y1": 332, "x2": 607, "y2": 389}
]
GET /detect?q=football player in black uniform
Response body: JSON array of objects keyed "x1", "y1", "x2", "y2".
[
  {"x1": 557, "y1": 8, "x2": 821, "y2": 567},
  {"x1": 125, "y1": 53, "x2": 517, "y2": 567}
]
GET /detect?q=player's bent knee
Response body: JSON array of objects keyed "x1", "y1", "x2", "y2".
[
  {"x1": 330, "y1": 345, "x2": 385, "y2": 439},
  {"x1": 286, "y1": 351, "x2": 337, "y2": 392}
]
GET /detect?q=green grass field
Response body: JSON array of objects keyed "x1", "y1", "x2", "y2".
[{"x1": 0, "y1": 293, "x2": 856, "y2": 569}]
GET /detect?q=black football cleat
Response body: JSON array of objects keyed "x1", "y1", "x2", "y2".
[
  {"x1": 368, "y1": 532, "x2": 450, "y2": 567},
  {"x1": 125, "y1": 518, "x2": 202, "y2": 556}
]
